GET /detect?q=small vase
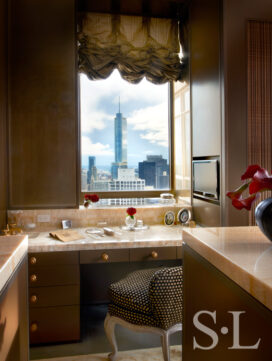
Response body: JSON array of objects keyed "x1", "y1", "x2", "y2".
[
  {"x1": 255, "y1": 198, "x2": 272, "y2": 242},
  {"x1": 84, "y1": 201, "x2": 90, "y2": 208},
  {"x1": 125, "y1": 215, "x2": 136, "y2": 229}
]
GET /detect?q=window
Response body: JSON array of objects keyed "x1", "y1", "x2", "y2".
[
  {"x1": 80, "y1": 69, "x2": 172, "y2": 198},
  {"x1": 173, "y1": 81, "x2": 191, "y2": 195}
]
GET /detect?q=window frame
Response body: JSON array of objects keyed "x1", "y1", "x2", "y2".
[{"x1": 79, "y1": 81, "x2": 175, "y2": 204}]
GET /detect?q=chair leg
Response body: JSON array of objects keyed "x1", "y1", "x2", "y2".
[
  {"x1": 161, "y1": 331, "x2": 170, "y2": 361},
  {"x1": 104, "y1": 313, "x2": 118, "y2": 361}
]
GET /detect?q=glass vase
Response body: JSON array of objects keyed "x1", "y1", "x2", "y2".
[{"x1": 125, "y1": 215, "x2": 136, "y2": 229}]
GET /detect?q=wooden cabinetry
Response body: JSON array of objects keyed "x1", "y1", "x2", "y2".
[
  {"x1": 28, "y1": 251, "x2": 80, "y2": 345},
  {"x1": 0, "y1": 256, "x2": 28, "y2": 361}
]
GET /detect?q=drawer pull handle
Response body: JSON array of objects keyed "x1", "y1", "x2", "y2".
[
  {"x1": 30, "y1": 274, "x2": 37, "y2": 282},
  {"x1": 101, "y1": 253, "x2": 109, "y2": 261},
  {"x1": 30, "y1": 323, "x2": 38, "y2": 332},
  {"x1": 30, "y1": 294, "x2": 38, "y2": 303},
  {"x1": 151, "y1": 251, "x2": 158, "y2": 259},
  {"x1": 30, "y1": 256, "x2": 37, "y2": 265}
]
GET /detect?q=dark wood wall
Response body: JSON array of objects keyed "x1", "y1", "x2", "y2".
[
  {"x1": 190, "y1": 0, "x2": 222, "y2": 226},
  {"x1": 0, "y1": 0, "x2": 7, "y2": 228},
  {"x1": 222, "y1": 0, "x2": 272, "y2": 226},
  {"x1": 8, "y1": 0, "x2": 79, "y2": 209}
]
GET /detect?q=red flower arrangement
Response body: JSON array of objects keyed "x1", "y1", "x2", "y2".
[
  {"x1": 227, "y1": 164, "x2": 272, "y2": 211},
  {"x1": 126, "y1": 207, "x2": 136, "y2": 218},
  {"x1": 84, "y1": 194, "x2": 99, "y2": 207}
]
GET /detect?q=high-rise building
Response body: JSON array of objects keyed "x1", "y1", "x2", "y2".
[
  {"x1": 87, "y1": 156, "x2": 97, "y2": 184},
  {"x1": 138, "y1": 161, "x2": 156, "y2": 187},
  {"x1": 139, "y1": 155, "x2": 169, "y2": 189},
  {"x1": 111, "y1": 99, "x2": 127, "y2": 179}
]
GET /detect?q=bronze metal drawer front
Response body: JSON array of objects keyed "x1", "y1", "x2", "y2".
[
  {"x1": 80, "y1": 249, "x2": 129, "y2": 264},
  {"x1": 29, "y1": 285, "x2": 80, "y2": 308},
  {"x1": 29, "y1": 251, "x2": 79, "y2": 267},
  {"x1": 29, "y1": 305, "x2": 80, "y2": 344},
  {"x1": 130, "y1": 247, "x2": 177, "y2": 262},
  {"x1": 29, "y1": 265, "x2": 80, "y2": 287}
]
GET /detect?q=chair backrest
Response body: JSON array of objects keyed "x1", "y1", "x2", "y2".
[{"x1": 148, "y1": 266, "x2": 183, "y2": 330}]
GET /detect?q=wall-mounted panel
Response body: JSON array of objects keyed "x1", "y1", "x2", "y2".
[
  {"x1": 190, "y1": 0, "x2": 222, "y2": 226},
  {"x1": 190, "y1": 0, "x2": 221, "y2": 158},
  {"x1": 223, "y1": 0, "x2": 272, "y2": 226},
  {"x1": 8, "y1": 0, "x2": 78, "y2": 208},
  {"x1": 0, "y1": 0, "x2": 7, "y2": 228}
]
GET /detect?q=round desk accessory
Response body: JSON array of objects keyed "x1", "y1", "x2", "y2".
[
  {"x1": 164, "y1": 211, "x2": 175, "y2": 226},
  {"x1": 177, "y1": 208, "x2": 191, "y2": 225}
]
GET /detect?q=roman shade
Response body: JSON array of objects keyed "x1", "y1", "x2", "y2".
[{"x1": 78, "y1": 13, "x2": 185, "y2": 84}]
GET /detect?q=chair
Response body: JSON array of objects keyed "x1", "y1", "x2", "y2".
[{"x1": 104, "y1": 266, "x2": 183, "y2": 361}]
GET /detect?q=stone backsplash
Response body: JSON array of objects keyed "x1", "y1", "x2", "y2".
[{"x1": 8, "y1": 203, "x2": 192, "y2": 232}]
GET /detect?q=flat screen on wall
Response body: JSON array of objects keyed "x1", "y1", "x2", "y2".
[{"x1": 192, "y1": 159, "x2": 219, "y2": 201}]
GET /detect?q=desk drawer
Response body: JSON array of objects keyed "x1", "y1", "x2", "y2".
[
  {"x1": 80, "y1": 249, "x2": 129, "y2": 264},
  {"x1": 29, "y1": 305, "x2": 80, "y2": 344},
  {"x1": 29, "y1": 285, "x2": 80, "y2": 308},
  {"x1": 29, "y1": 251, "x2": 79, "y2": 267},
  {"x1": 130, "y1": 247, "x2": 177, "y2": 262},
  {"x1": 29, "y1": 265, "x2": 80, "y2": 287}
]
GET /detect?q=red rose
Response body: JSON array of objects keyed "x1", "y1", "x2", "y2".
[
  {"x1": 127, "y1": 207, "x2": 136, "y2": 217},
  {"x1": 89, "y1": 194, "x2": 99, "y2": 203},
  {"x1": 84, "y1": 194, "x2": 99, "y2": 203}
]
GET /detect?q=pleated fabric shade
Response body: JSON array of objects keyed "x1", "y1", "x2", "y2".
[{"x1": 78, "y1": 13, "x2": 185, "y2": 84}]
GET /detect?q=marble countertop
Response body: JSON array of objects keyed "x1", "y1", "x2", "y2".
[
  {"x1": 0, "y1": 235, "x2": 28, "y2": 293},
  {"x1": 28, "y1": 225, "x2": 183, "y2": 253},
  {"x1": 183, "y1": 226, "x2": 272, "y2": 311}
]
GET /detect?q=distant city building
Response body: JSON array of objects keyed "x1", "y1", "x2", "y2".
[
  {"x1": 89, "y1": 178, "x2": 145, "y2": 192},
  {"x1": 89, "y1": 180, "x2": 109, "y2": 192},
  {"x1": 109, "y1": 179, "x2": 145, "y2": 191},
  {"x1": 139, "y1": 155, "x2": 169, "y2": 189},
  {"x1": 138, "y1": 161, "x2": 156, "y2": 187},
  {"x1": 111, "y1": 99, "x2": 127, "y2": 179},
  {"x1": 111, "y1": 162, "x2": 127, "y2": 180},
  {"x1": 118, "y1": 168, "x2": 136, "y2": 181},
  {"x1": 87, "y1": 156, "x2": 97, "y2": 184}
]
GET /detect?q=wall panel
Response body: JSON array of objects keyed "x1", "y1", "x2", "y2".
[
  {"x1": 190, "y1": 0, "x2": 221, "y2": 226},
  {"x1": 8, "y1": 0, "x2": 78, "y2": 209},
  {"x1": 0, "y1": 0, "x2": 7, "y2": 228},
  {"x1": 223, "y1": 0, "x2": 272, "y2": 226}
]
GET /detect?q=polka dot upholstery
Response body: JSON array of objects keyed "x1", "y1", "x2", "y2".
[
  {"x1": 109, "y1": 268, "x2": 160, "y2": 315},
  {"x1": 108, "y1": 266, "x2": 183, "y2": 331}
]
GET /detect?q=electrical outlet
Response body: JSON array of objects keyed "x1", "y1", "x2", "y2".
[{"x1": 37, "y1": 214, "x2": 51, "y2": 223}]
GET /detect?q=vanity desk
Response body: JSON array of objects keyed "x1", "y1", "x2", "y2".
[
  {"x1": 182, "y1": 226, "x2": 272, "y2": 361},
  {"x1": 27, "y1": 225, "x2": 183, "y2": 345}
]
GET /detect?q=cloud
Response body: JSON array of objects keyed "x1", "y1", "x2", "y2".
[
  {"x1": 127, "y1": 103, "x2": 168, "y2": 147},
  {"x1": 81, "y1": 136, "x2": 113, "y2": 156},
  {"x1": 80, "y1": 70, "x2": 168, "y2": 116},
  {"x1": 80, "y1": 110, "x2": 112, "y2": 133},
  {"x1": 80, "y1": 70, "x2": 169, "y2": 148}
]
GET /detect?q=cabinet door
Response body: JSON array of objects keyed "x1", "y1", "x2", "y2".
[{"x1": 0, "y1": 257, "x2": 28, "y2": 361}]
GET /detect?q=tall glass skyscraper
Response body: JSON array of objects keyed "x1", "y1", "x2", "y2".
[{"x1": 111, "y1": 100, "x2": 128, "y2": 179}]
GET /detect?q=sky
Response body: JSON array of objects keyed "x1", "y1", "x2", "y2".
[{"x1": 80, "y1": 70, "x2": 169, "y2": 169}]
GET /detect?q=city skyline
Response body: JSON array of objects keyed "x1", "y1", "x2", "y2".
[{"x1": 80, "y1": 69, "x2": 169, "y2": 168}]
